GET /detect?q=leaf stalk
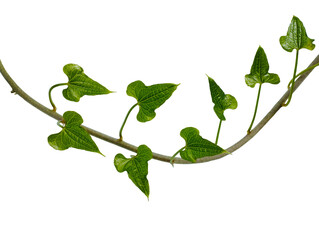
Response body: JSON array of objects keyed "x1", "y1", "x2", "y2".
[
  {"x1": 283, "y1": 50, "x2": 299, "y2": 106},
  {"x1": 215, "y1": 119, "x2": 223, "y2": 144},
  {"x1": 57, "y1": 120, "x2": 64, "y2": 128},
  {"x1": 247, "y1": 83, "x2": 262, "y2": 134},
  {"x1": 119, "y1": 103, "x2": 138, "y2": 140},
  {"x1": 48, "y1": 83, "x2": 68, "y2": 111},
  {"x1": 170, "y1": 146, "x2": 186, "y2": 165}
]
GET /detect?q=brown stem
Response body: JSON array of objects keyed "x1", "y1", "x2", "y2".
[{"x1": 1, "y1": 55, "x2": 319, "y2": 164}]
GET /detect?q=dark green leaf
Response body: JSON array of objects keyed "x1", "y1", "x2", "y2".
[
  {"x1": 179, "y1": 127, "x2": 227, "y2": 163},
  {"x1": 280, "y1": 16, "x2": 315, "y2": 52},
  {"x1": 114, "y1": 145, "x2": 153, "y2": 198},
  {"x1": 126, "y1": 80, "x2": 179, "y2": 122},
  {"x1": 62, "y1": 64, "x2": 112, "y2": 102},
  {"x1": 207, "y1": 75, "x2": 237, "y2": 120},
  {"x1": 48, "y1": 111, "x2": 103, "y2": 155},
  {"x1": 245, "y1": 46, "x2": 280, "y2": 88}
]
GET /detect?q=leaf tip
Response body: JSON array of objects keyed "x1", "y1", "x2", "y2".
[
  {"x1": 205, "y1": 73, "x2": 212, "y2": 80},
  {"x1": 292, "y1": 15, "x2": 299, "y2": 20}
]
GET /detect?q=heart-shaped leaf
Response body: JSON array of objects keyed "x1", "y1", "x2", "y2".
[
  {"x1": 207, "y1": 75, "x2": 237, "y2": 121},
  {"x1": 62, "y1": 64, "x2": 112, "y2": 102},
  {"x1": 245, "y1": 46, "x2": 280, "y2": 88},
  {"x1": 114, "y1": 145, "x2": 153, "y2": 198},
  {"x1": 48, "y1": 111, "x2": 103, "y2": 155},
  {"x1": 280, "y1": 16, "x2": 315, "y2": 52},
  {"x1": 177, "y1": 127, "x2": 227, "y2": 163},
  {"x1": 126, "y1": 80, "x2": 179, "y2": 122}
]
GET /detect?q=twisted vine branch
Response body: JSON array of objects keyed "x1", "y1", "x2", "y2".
[{"x1": 1, "y1": 55, "x2": 319, "y2": 164}]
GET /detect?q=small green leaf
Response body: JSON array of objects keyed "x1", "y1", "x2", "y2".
[
  {"x1": 126, "y1": 80, "x2": 179, "y2": 122},
  {"x1": 207, "y1": 75, "x2": 237, "y2": 121},
  {"x1": 62, "y1": 64, "x2": 112, "y2": 102},
  {"x1": 245, "y1": 46, "x2": 280, "y2": 88},
  {"x1": 48, "y1": 111, "x2": 103, "y2": 155},
  {"x1": 114, "y1": 145, "x2": 153, "y2": 198},
  {"x1": 179, "y1": 127, "x2": 227, "y2": 163},
  {"x1": 280, "y1": 16, "x2": 315, "y2": 52}
]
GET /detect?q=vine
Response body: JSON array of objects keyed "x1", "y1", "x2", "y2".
[{"x1": 1, "y1": 16, "x2": 319, "y2": 198}]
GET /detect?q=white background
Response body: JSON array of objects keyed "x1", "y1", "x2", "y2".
[{"x1": 1, "y1": 0, "x2": 319, "y2": 239}]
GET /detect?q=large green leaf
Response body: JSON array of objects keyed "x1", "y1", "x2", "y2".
[
  {"x1": 62, "y1": 64, "x2": 112, "y2": 102},
  {"x1": 207, "y1": 75, "x2": 237, "y2": 121},
  {"x1": 280, "y1": 16, "x2": 315, "y2": 52},
  {"x1": 126, "y1": 80, "x2": 179, "y2": 122},
  {"x1": 245, "y1": 46, "x2": 280, "y2": 88},
  {"x1": 114, "y1": 145, "x2": 153, "y2": 198},
  {"x1": 48, "y1": 111, "x2": 103, "y2": 155},
  {"x1": 179, "y1": 127, "x2": 227, "y2": 163}
]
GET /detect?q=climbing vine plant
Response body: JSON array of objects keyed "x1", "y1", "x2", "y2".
[{"x1": 1, "y1": 16, "x2": 319, "y2": 199}]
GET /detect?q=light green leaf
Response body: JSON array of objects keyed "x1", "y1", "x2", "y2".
[
  {"x1": 179, "y1": 127, "x2": 227, "y2": 163},
  {"x1": 62, "y1": 64, "x2": 112, "y2": 102},
  {"x1": 245, "y1": 46, "x2": 280, "y2": 88},
  {"x1": 114, "y1": 145, "x2": 153, "y2": 198},
  {"x1": 280, "y1": 16, "x2": 315, "y2": 52},
  {"x1": 48, "y1": 111, "x2": 103, "y2": 155},
  {"x1": 126, "y1": 80, "x2": 179, "y2": 122},
  {"x1": 207, "y1": 75, "x2": 237, "y2": 121}
]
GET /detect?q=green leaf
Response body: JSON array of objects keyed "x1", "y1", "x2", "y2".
[
  {"x1": 207, "y1": 75, "x2": 237, "y2": 121},
  {"x1": 126, "y1": 80, "x2": 179, "y2": 122},
  {"x1": 114, "y1": 145, "x2": 153, "y2": 198},
  {"x1": 245, "y1": 46, "x2": 280, "y2": 88},
  {"x1": 179, "y1": 127, "x2": 227, "y2": 163},
  {"x1": 48, "y1": 111, "x2": 103, "y2": 155},
  {"x1": 62, "y1": 64, "x2": 112, "y2": 102},
  {"x1": 280, "y1": 16, "x2": 315, "y2": 52}
]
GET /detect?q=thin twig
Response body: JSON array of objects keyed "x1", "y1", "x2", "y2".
[
  {"x1": 1, "y1": 55, "x2": 319, "y2": 164},
  {"x1": 197, "y1": 54, "x2": 319, "y2": 163},
  {"x1": 0, "y1": 60, "x2": 185, "y2": 163}
]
